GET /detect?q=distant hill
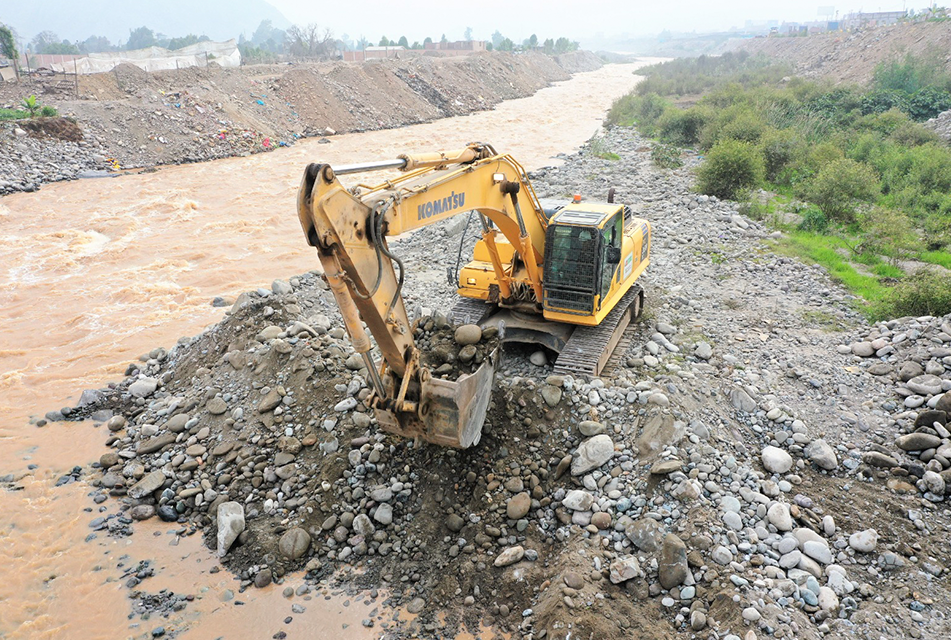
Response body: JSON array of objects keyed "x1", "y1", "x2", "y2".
[{"x1": 2, "y1": 0, "x2": 291, "y2": 44}]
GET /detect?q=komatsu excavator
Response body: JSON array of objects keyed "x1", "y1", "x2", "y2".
[{"x1": 297, "y1": 143, "x2": 650, "y2": 448}]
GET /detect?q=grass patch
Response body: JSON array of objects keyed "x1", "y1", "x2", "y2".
[
  {"x1": 920, "y1": 250, "x2": 951, "y2": 269},
  {"x1": 0, "y1": 108, "x2": 29, "y2": 120},
  {"x1": 774, "y1": 231, "x2": 886, "y2": 306},
  {"x1": 597, "y1": 151, "x2": 621, "y2": 161}
]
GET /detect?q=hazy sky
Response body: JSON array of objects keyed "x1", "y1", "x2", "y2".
[{"x1": 268, "y1": 0, "x2": 936, "y2": 42}]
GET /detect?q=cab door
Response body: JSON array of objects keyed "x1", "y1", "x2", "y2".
[{"x1": 599, "y1": 211, "x2": 622, "y2": 308}]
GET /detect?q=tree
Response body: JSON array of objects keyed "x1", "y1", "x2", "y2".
[
  {"x1": 424, "y1": 36, "x2": 433, "y2": 46},
  {"x1": 357, "y1": 36, "x2": 369, "y2": 50},
  {"x1": 379, "y1": 36, "x2": 390, "y2": 46},
  {"x1": 486, "y1": 42, "x2": 493, "y2": 51},
  {"x1": 543, "y1": 37, "x2": 554, "y2": 53},
  {"x1": 167, "y1": 34, "x2": 202, "y2": 50},
  {"x1": 529, "y1": 34, "x2": 538, "y2": 48},
  {"x1": 397, "y1": 35, "x2": 408, "y2": 47},
  {"x1": 440, "y1": 33, "x2": 448, "y2": 43},
  {"x1": 286, "y1": 24, "x2": 334, "y2": 58},
  {"x1": 464, "y1": 26, "x2": 473, "y2": 41},
  {"x1": 126, "y1": 26, "x2": 156, "y2": 50},
  {"x1": 29, "y1": 31, "x2": 59, "y2": 52},
  {"x1": 411, "y1": 41, "x2": 421, "y2": 49},
  {"x1": 0, "y1": 24, "x2": 19, "y2": 79},
  {"x1": 490, "y1": 30, "x2": 503, "y2": 48},
  {"x1": 81, "y1": 35, "x2": 113, "y2": 53}
]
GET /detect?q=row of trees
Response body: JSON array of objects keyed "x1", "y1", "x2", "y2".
[
  {"x1": 24, "y1": 27, "x2": 212, "y2": 55},
  {"x1": 0, "y1": 19, "x2": 582, "y2": 67}
]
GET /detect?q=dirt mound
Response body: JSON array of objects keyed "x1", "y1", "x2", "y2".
[
  {"x1": 732, "y1": 21, "x2": 951, "y2": 85},
  {"x1": 19, "y1": 116, "x2": 83, "y2": 142}
]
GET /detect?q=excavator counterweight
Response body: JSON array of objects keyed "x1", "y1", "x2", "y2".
[{"x1": 297, "y1": 144, "x2": 651, "y2": 448}]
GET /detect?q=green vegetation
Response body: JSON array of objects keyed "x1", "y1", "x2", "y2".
[
  {"x1": 0, "y1": 108, "x2": 29, "y2": 120},
  {"x1": 651, "y1": 144, "x2": 683, "y2": 169},
  {"x1": 607, "y1": 51, "x2": 951, "y2": 318},
  {"x1": 589, "y1": 137, "x2": 620, "y2": 161},
  {"x1": 21, "y1": 95, "x2": 40, "y2": 117}
]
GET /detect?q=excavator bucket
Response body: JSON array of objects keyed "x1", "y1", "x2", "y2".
[{"x1": 374, "y1": 345, "x2": 499, "y2": 448}]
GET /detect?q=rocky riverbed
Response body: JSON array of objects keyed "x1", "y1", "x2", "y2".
[{"x1": 47, "y1": 126, "x2": 951, "y2": 639}]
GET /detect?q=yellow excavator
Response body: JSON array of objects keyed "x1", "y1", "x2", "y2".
[{"x1": 297, "y1": 143, "x2": 650, "y2": 448}]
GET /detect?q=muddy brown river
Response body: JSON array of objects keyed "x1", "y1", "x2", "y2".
[{"x1": 0, "y1": 61, "x2": 655, "y2": 638}]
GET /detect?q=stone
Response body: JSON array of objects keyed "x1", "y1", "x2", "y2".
[
  {"x1": 106, "y1": 415, "x2": 126, "y2": 431},
  {"x1": 258, "y1": 389, "x2": 283, "y2": 413},
  {"x1": 922, "y1": 470, "x2": 945, "y2": 495},
  {"x1": 99, "y1": 452, "x2": 119, "y2": 468},
  {"x1": 900, "y1": 361, "x2": 924, "y2": 381},
  {"x1": 851, "y1": 342, "x2": 874, "y2": 357},
  {"x1": 761, "y1": 446, "x2": 793, "y2": 474},
  {"x1": 658, "y1": 534, "x2": 688, "y2": 589},
  {"x1": 166, "y1": 414, "x2": 189, "y2": 433},
  {"x1": 562, "y1": 490, "x2": 595, "y2": 511},
  {"x1": 804, "y1": 439, "x2": 838, "y2": 470},
  {"x1": 206, "y1": 397, "x2": 228, "y2": 415},
  {"x1": 651, "y1": 459, "x2": 682, "y2": 475},
  {"x1": 863, "y1": 451, "x2": 899, "y2": 467},
  {"x1": 128, "y1": 470, "x2": 166, "y2": 499},
  {"x1": 254, "y1": 568, "x2": 272, "y2": 588},
  {"x1": 571, "y1": 434, "x2": 614, "y2": 475},
  {"x1": 625, "y1": 517, "x2": 665, "y2": 552},
  {"x1": 848, "y1": 529, "x2": 878, "y2": 553},
  {"x1": 129, "y1": 377, "x2": 158, "y2": 398},
  {"x1": 271, "y1": 279, "x2": 293, "y2": 295},
  {"x1": 591, "y1": 512, "x2": 612, "y2": 529},
  {"x1": 730, "y1": 388, "x2": 757, "y2": 413},
  {"x1": 506, "y1": 492, "x2": 531, "y2": 519},
  {"x1": 540, "y1": 385, "x2": 562, "y2": 407},
  {"x1": 446, "y1": 514, "x2": 465, "y2": 532},
  {"x1": 454, "y1": 324, "x2": 482, "y2": 345},
  {"x1": 279, "y1": 527, "x2": 311, "y2": 560},
  {"x1": 578, "y1": 420, "x2": 605, "y2": 436},
  {"x1": 767, "y1": 502, "x2": 793, "y2": 531},
  {"x1": 353, "y1": 513, "x2": 375, "y2": 536},
  {"x1": 711, "y1": 546, "x2": 733, "y2": 565},
  {"x1": 817, "y1": 586, "x2": 839, "y2": 612},
  {"x1": 916, "y1": 410, "x2": 947, "y2": 427},
  {"x1": 896, "y1": 433, "x2": 941, "y2": 451},
  {"x1": 690, "y1": 610, "x2": 707, "y2": 631},
  {"x1": 374, "y1": 503, "x2": 393, "y2": 525},
  {"x1": 406, "y1": 597, "x2": 426, "y2": 614},
  {"x1": 936, "y1": 393, "x2": 951, "y2": 413},
  {"x1": 907, "y1": 374, "x2": 944, "y2": 396},
  {"x1": 130, "y1": 505, "x2": 156, "y2": 520},
  {"x1": 803, "y1": 540, "x2": 832, "y2": 564},
  {"x1": 494, "y1": 545, "x2": 524, "y2": 567},
  {"x1": 529, "y1": 350, "x2": 547, "y2": 366},
  {"x1": 742, "y1": 607, "x2": 761, "y2": 622},
  {"x1": 722, "y1": 511, "x2": 743, "y2": 530},
  {"x1": 694, "y1": 342, "x2": 713, "y2": 360},
  {"x1": 609, "y1": 556, "x2": 643, "y2": 584},
  {"x1": 217, "y1": 502, "x2": 245, "y2": 556}
]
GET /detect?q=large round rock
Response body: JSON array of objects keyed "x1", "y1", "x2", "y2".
[
  {"x1": 278, "y1": 527, "x2": 311, "y2": 560},
  {"x1": 761, "y1": 446, "x2": 793, "y2": 474},
  {"x1": 454, "y1": 324, "x2": 483, "y2": 346}
]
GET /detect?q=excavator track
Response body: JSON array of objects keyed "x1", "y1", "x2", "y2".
[
  {"x1": 553, "y1": 285, "x2": 643, "y2": 378},
  {"x1": 449, "y1": 296, "x2": 493, "y2": 326}
]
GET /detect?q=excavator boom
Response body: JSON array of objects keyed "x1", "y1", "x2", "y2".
[{"x1": 296, "y1": 143, "x2": 650, "y2": 448}]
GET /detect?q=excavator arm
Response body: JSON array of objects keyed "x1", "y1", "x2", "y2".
[{"x1": 296, "y1": 143, "x2": 548, "y2": 447}]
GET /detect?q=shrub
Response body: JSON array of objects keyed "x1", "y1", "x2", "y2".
[
  {"x1": 696, "y1": 139, "x2": 765, "y2": 200},
  {"x1": 797, "y1": 206, "x2": 829, "y2": 233},
  {"x1": 873, "y1": 52, "x2": 951, "y2": 95},
  {"x1": 799, "y1": 158, "x2": 880, "y2": 221},
  {"x1": 658, "y1": 106, "x2": 710, "y2": 146},
  {"x1": 651, "y1": 144, "x2": 683, "y2": 169},
  {"x1": 758, "y1": 128, "x2": 800, "y2": 181},
  {"x1": 908, "y1": 86, "x2": 951, "y2": 121},
  {"x1": 40, "y1": 105, "x2": 57, "y2": 118},
  {"x1": 877, "y1": 268, "x2": 951, "y2": 318},
  {"x1": 606, "y1": 92, "x2": 671, "y2": 131},
  {"x1": 21, "y1": 95, "x2": 39, "y2": 117},
  {"x1": 888, "y1": 121, "x2": 941, "y2": 147},
  {"x1": 861, "y1": 207, "x2": 919, "y2": 265},
  {"x1": 861, "y1": 90, "x2": 911, "y2": 116}
]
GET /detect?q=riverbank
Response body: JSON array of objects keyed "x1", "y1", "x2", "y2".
[{"x1": 0, "y1": 51, "x2": 602, "y2": 195}]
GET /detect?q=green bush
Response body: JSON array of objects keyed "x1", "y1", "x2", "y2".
[
  {"x1": 758, "y1": 128, "x2": 801, "y2": 181},
  {"x1": 861, "y1": 90, "x2": 911, "y2": 116},
  {"x1": 658, "y1": 106, "x2": 710, "y2": 146},
  {"x1": 873, "y1": 52, "x2": 951, "y2": 95},
  {"x1": 877, "y1": 268, "x2": 951, "y2": 318},
  {"x1": 651, "y1": 144, "x2": 683, "y2": 169},
  {"x1": 908, "y1": 86, "x2": 951, "y2": 121},
  {"x1": 606, "y1": 93, "x2": 672, "y2": 131},
  {"x1": 861, "y1": 207, "x2": 919, "y2": 265},
  {"x1": 799, "y1": 158, "x2": 880, "y2": 221},
  {"x1": 40, "y1": 105, "x2": 57, "y2": 118},
  {"x1": 797, "y1": 206, "x2": 829, "y2": 233},
  {"x1": 697, "y1": 139, "x2": 765, "y2": 200},
  {"x1": 888, "y1": 121, "x2": 941, "y2": 147}
]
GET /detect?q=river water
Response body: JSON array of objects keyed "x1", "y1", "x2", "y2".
[{"x1": 0, "y1": 60, "x2": 654, "y2": 639}]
